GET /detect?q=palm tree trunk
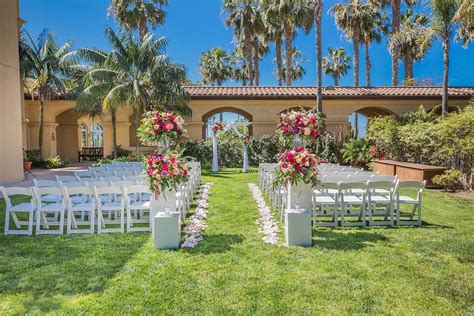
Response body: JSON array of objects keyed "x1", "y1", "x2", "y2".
[
  {"x1": 442, "y1": 36, "x2": 450, "y2": 115},
  {"x1": 353, "y1": 39, "x2": 359, "y2": 87},
  {"x1": 244, "y1": 29, "x2": 254, "y2": 86},
  {"x1": 391, "y1": 0, "x2": 401, "y2": 86},
  {"x1": 334, "y1": 75, "x2": 339, "y2": 86},
  {"x1": 284, "y1": 21, "x2": 293, "y2": 86},
  {"x1": 112, "y1": 110, "x2": 118, "y2": 159},
  {"x1": 134, "y1": 110, "x2": 140, "y2": 159},
  {"x1": 275, "y1": 36, "x2": 283, "y2": 86},
  {"x1": 354, "y1": 113, "x2": 359, "y2": 138},
  {"x1": 315, "y1": 2, "x2": 323, "y2": 113},
  {"x1": 38, "y1": 94, "x2": 45, "y2": 157},
  {"x1": 365, "y1": 42, "x2": 371, "y2": 86},
  {"x1": 217, "y1": 79, "x2": 223, "y2": 86},
  {"x1": 254, "y1": 47, "x2": 260, "y2": 86}
]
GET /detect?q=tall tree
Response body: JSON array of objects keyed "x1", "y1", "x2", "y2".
[
  {"x1": 313, "y1": 0, "x2": 323, "y2": 112},
  {"x1": 360, "y1": 1, "x2": 388, "y2": 86},
  {"x1": 223, "y1": 0, "x2": 260, "y2": 86},
  {"x1": 199, "y1": 48, "x2": 234, "y2": 86},
  {"x1": 322, "y1": 47, "x2": 351, "y2": 86},
  {"x1": 454, "y1": 0, "x2": 474, "y2": 47},
  {"x1": 108, "y1": 0, "x2": 168, "y2": 40},
  {"x1": 261, "y1": 0, "x2": 285, "y2": 86},
  {"x1": 252, "y1": 33, "x2": 269, "y2": 86},
  {"x1": 390, "y1": 0, "x2": 417, "y2": 85},
  {"x1": 332, "y1": 0, "x2": 366, "y2": 87},
  {"x1": 388, "y1": 11, "x2": 432, "y2": 81},
  {"x1": 19, "y1": 29, "x2": 74, "y2": 157},
  {"x1": 430, "y1": 0, "x2": 462, "y2": 115},
  {"x1": 278, "y1": 48, "x2": 307, "y2": 83},
  {"x1": 69, "y1": 27, "x2": 188, "y2": 157}
]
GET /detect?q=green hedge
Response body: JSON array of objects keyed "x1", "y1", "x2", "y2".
[{"x1": 367, "y1": 103, "x2": 474, "y2": 189}]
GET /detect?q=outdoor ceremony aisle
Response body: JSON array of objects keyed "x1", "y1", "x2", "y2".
[{"x1": 1, "y1": 171, "x2": 472, "y2": 314}]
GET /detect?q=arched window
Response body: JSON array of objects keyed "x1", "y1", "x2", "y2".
[
  {"x1": 202, "y1": 108, "x2": 253, "y2": 139},
  {"x1": 80, "y1": 122, "x2": 88, "y2": 148},
  {"x1": 90, "y1": 123, "x2": 103, "y2": 148}
]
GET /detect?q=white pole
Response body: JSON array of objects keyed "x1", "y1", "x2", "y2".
[
  {"x1": 212, "y1": 135, "x2": 219, "y2": 172},
  {"x1": 243, "y1": 143, "x2": 249, "y2": 173}
]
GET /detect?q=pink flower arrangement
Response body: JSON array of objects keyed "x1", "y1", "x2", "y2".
[
  {"x1": 212, "y1": 122, "x2": 223, "y2": 134},
  {"x1": 145, "y1": 152, "x2": 189, "y2": 195},
  {"x1": 138, "y1": 110, "x2": 187, "y2": 147},
  {"x1": 273, "y1": 147, "x2": 320, "y2": 187},
  {"x1": 277, "y1": 109, "x2": 320, "y2": 142}
]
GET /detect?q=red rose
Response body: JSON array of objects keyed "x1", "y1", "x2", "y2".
[{"x1": 162, "y1": 164, "x2": 169, "y2": 171}]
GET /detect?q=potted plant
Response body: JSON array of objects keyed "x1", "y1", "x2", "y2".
[{"x1": 23, "y1": 147, "x2": 32, "y2": 170}]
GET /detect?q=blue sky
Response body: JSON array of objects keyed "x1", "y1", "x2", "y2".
[{"x1": 21, "y1": 0, "x2": 474, "y2": 87}]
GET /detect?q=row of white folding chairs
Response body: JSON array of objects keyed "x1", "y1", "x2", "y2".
[
  {"x1": 1, "y1": 184, "x2": 153, "y2": 235},
  {"x1": 312, "y1": 179, "x2": 426, "y2": 227},
  {"x1": 58, "y1": 175, "x2": 146, "y2": 184},
  {"x1": 75, "y1": 169, "x2": 143, "y2": 179}
]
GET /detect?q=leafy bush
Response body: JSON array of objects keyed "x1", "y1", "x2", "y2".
[
  {"x1": 367, "y1": 103, "x2": 474, "y2": 189},
  {"x1": 106, "y1": 145, "x2": 132, "y2": 159},
  {"x1": 433, "y1": 169, "x2": 463, "y2": 192},
  {"x1": 340, "y1": 138, "x2": 373, "y2": 168},
  {"x1": 44, "y1": 156, "x2": 70, "y2": 169},
  {"x1": 25, "y1": 149, "x2": 44, "y2": 167}
]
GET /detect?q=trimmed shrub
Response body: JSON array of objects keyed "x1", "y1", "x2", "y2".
[{"x1": 433, "y1": 169, "x2": 463, "y2": 192}]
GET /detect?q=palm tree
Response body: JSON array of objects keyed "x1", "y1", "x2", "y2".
[
  {"x1": 108, "y1": 0, "x2": 167, "y2": 40},
  {"x1": 279, "y1": 48, "x2": 307, "y2": 83},
  {"x1": 19, "y1": 29, "x2": 74, "y2": 157},
  {"x1": 454, "y1": 0, "x2": 473, "y2": 47},
  {"x1": 278, "y1": 0, "x2": 314, "y2": 86},
  {"x1": 68, "y1": 27, "x2": 188, "y2": 157},
  {"x1": 429, "y1": 0, "x2": 461, "y2": 114},
  {"x1": 331, "y1": 0, "x2": 365, "y2": 87},
  {"x1": 223, "y1": 0, "x2": 260, "y2": 86},
  {"x1": 260, "y1": 0, "x2": 285, "y2": 86},
  {"x1": 312, "y1": 0, "x2": 323, "y2": 112},
  {"x1": 360, "y1": 1, "x2": 388, "y2": 86},
  {"x1": 199, "y1": 48, "x2": 234, "y2": 86},
  {"x1": 389, "y1": 0, "x2": 418, "y2": 85},
  {"x1": 388, "y1": 11, "x2": 433, "y2": 81},
  {"x1": 252, "y1": 33, "x2": 269, "y2": 86},
  {"x1": 322, "y1": 47, "x2": 351, "y2": 86}
]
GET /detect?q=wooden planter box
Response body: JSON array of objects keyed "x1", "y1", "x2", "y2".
[{"x1": 373, "y1": 160, "x2": 446, "y2": 188}]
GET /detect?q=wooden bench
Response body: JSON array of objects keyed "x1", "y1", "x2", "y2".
[
  {"x1": 78, "y1": 147, "x2": 103, "y2": 162},
  {"x1": 373, "y1": 160, "x2": 446, "y2": 188}
]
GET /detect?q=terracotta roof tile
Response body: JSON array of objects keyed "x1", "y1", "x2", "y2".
[{"x1": 184, "y1": 86, "x2": 474, "y2": 99}]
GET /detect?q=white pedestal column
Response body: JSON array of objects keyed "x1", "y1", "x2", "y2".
[
  {"x1": 287, "y1": 183, "x2": 313, "y2": 211},
  {"x1": 285, "y1": 209, "x2": 312, "y2": 247},
  {"x1": 153, "y1": 211, "x2": 181, "y2": 249}
]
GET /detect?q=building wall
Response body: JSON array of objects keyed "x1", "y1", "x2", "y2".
[
  {"x1": 23, "y1": 96, "x2": 470, "y2": 161},
  {"x1": 0, "y1": 0, "x2": 24, "y2": 183}
]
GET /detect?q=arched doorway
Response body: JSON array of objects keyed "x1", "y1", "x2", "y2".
[
  {"x1": 90, "y1": 123, "x2": 103, "y2": 147},
  {"x1": 202, "y1": 107, "x2": 253, "y2": 139},
  {"x1": 348, "y1": 107, "x2": 396, "y2": 138}
]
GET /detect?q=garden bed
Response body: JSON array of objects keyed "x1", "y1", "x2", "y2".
[{"x1": 373, "y1": 160, "x2": 446, "y2": 188}]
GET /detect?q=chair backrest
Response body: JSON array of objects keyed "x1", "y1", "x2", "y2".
[
  {"x1": 112, "y1": 180, "x2": 134, "y2": 187},
  {"x1": 372, "y1": 175, "x2": 397, "y2": 181},
  {"x1": 1, "y1": 187, "x2": 34, "y2": 208},
  {"x1": 114, "y1": 170, "x2": 134, "y2": 177},
  {"x1": 85, "y1": 180, "x2": 108, "y2": 188},
  {"x1": 89, "y1": 166, "x2": 105, "y2": 172},
  {"x1": 75, "y1": 171, "x2": 95, "y2": 178},
  {"x1": 32, "y1": 187, "x2": 64, "y2": 205},
  {"x1": 100, "y1": 176, "x2": 122, "y2": 183},
  {"x1": 340, "y1": 181, "x2": 367, "y2": 191},
  {"x1": 319, "y1": 181, "x2": 341, "y2": 191},
  {"x1": 56, "y1": 175, "x2": 78, "y2": 183},
  {"x1": 95, "y1": 171, "x2": 114, "y2": 178},
  {"x1": 94, "y1": 186, "x2": 124, "y2": 196},
  {"x1": 394, "y1": 180, "x2": 426, "y2": 201},
  {"x1": 33, "y1": 179, "x2": 59, "y2": 187},
  {"x1": 124, "y1": 184, "x2": 150, "y2": 195},
  {"x1": 323, "y1": 175, "x2": 349, "y2": 183},
  {"x1": 64, "y1": 186, "x2": 94, "y2": 197},
  {"x1": 367, "y1": 180, "x2": 395, "y2": 192},
  {"x1": 347, "y1": 174, "x2": 374, "y2": 182},
  {"x1": 60, "y1": 181, "x2": 83, "y2": 188}
]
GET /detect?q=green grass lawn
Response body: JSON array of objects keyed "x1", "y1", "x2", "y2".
[{"x1": 0, "y1": 171, "x2": 473, "y2": 314}]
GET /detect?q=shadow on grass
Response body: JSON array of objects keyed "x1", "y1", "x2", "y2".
[
  {"x1": 0, "y1": 232, "x2": 148, "y2": 298},
  {"x1": 313, "y1": 230, "x2": 388, "y2": 250},
  {"x1": 185, "y1": 233, "x2": 244, "y2": 254}
]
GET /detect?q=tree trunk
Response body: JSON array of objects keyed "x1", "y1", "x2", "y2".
[
  {"x1": 254, "y1": 47, "x2": 260, "y2": 86},
  {"x1": 217, "y1": 79, "x2": 223, "y2": 86},
  {"x1": 242, "y1": 60, "x2": 247, "y2": 86},
  {"x1": 442, "y1": 36, "x2": 450, "y2": 115},
  {"x1": 275, "y1": 36, "x2": 283, "y2": 86},
  {"x1": 38, "y1": 94, "x2": 45, "y2": 157},
  {"x1": 353, "y1": 39, "x2": 359, "y2": 87},
  {"x1": 112, "y1": 109, "x2": 118, "y2": 159},
  {"x1": 391, "y1": 0, "x2": 401, "y2": 86},
  {"x1": 334, "y1": 75, "x2": 339, "y2": 86},
  {"x1": 315, "y1": 2, "x2": 323, "y2": 113},
  {"x1": 365, "y1": 42, "x2": 371, "y2": 86},
  {"x1": 284, "y1": 21, "x2": 293, "y2": 86},
  {"x1": 244, "y1": 28, "x2": 254, "y2": 86},
  {"x1": 354, "y1": 113, "x2": 359, "y2": 138},
  {"x1": 134, "y1": 110, "x2": 140, "y2": 159}
]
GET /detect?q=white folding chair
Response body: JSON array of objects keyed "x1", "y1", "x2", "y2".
[
  {"x1": 85, "y1": 180, "x2": 112, "y2": 203},
  {"x1": 94, "y1": 186, "x2": 125, "y2": 233},
  {"x1": 100, "y1": 176, "x2": 122, "y2": 183},
  {"x1": 366, "y1": 180, "x2": 395, "y2": 226},
  {"x1": 75, "y1": 170, "x2": 95, "y2": 180},
  {"x1": 2, "y1": 187, "x2": 36, "y2": 235},
  {"x1": 95, "y1": 171, "x2": 114, "y2": 178},
  {"x1": 313, "y1": 181, "x2": 340, "y2": 227},
  {"x1": 394, "y1": 180, "x2": 426, "y2": 226},
  {"x1": 340, "y1": 182, "x2": 367, "y2": 227},
  {"x1": 64, "y1": 186, "x2": 95, "y2": 234},
  {"x1": 124, "y1": 185, "x2": 152, "y2": 232},
  {"x1": 33, "y1": 179, "x2": 61, "y2": 203},
  {"x1": 32, "y1": 187, "x2": 66, "y2": 235},
  {"x1": 56, "y1": 175, "x2": 78, "y2": 183}
]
